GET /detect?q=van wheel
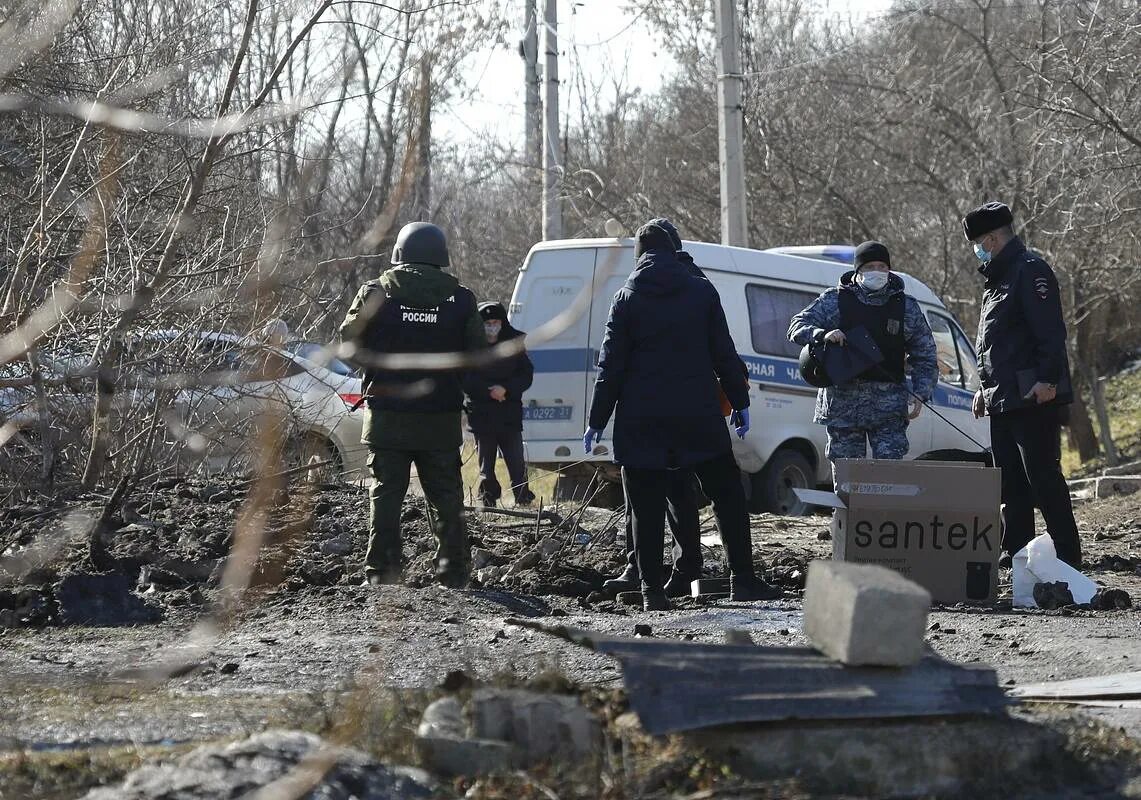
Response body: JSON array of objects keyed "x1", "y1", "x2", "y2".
[{"x1": 756, "y1": 449, "x2": 813, "y2": 516}]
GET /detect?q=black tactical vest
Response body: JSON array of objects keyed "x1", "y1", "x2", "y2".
[
  {"x1": 363, "y1": 286, "x2": 476, "y2": 413},
  {"x1": 838, "y1": 289, "x2": 906, "y2": 383}
]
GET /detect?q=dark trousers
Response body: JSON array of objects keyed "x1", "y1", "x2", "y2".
[
  {"x1": 621, "y1": 471, "x2": 702, "y2": 580},
  {"x1": 624, "y1": 452, "x2": 755, "y2": 593},
  {"x1": 367, "y1": 448, "x2": 468, "y2": 577},
  {"x1": 990, "y1": 405, "x2": 1081, "y2": 566},
  {"x1": 475, "y1": 429, "x2": 533, "y2": 505}
]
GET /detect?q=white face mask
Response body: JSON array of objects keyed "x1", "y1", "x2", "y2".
[
  {"x1": 857, "y1": 270, "x2": 890, "y2": 291},
  {"x1": 484, "y1": 321, "x2": 502, "y2": 342}
]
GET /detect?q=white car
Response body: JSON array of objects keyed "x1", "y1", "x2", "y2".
[
  {"x1": 120, "y1": 331, "x2": 368, "y2": 479},
  {"x1": 508, "y1": 239, "x2": 988, "y2": 515}
]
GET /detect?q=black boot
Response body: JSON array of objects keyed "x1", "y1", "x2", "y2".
[
  {"x1": 642, "y1": 590, "x2": 671, "y2": 612},
  {"x1": 364, "y1": 565, "x2": 403, "y2": 587},
  {"x1": 663, "y1": 571, "x2": 695, "y2": 598},
  {"x1": 603, "y1": 565, "x2": 640, "y2": 594},
  {"x1": 730, "y1": 575, "x2": 782, "y2": 602},
  {"x1": 435, "y1": 565, "x2": 470, "y2": 590}
]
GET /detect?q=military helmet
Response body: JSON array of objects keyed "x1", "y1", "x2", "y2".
[
  {"x1": 798, "y1": 341, "x2": 833, "y2": 388},
  {"x1": 391, "y1": 221, "x2": 449, "y2": 268}
]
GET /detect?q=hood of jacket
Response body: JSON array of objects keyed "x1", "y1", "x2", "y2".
[
  {"x1": 676, "y1": 250, "x2": 707, "y2": 280},
  {"x1": 378, "y1": 263, "x2": 460, "y2": 306},
  {"x1": 623, "y1": 250, "x2": 691, "y2": 296},
  {"x1": 839, "y1": 269, "x2": 905, "y2": 305}
]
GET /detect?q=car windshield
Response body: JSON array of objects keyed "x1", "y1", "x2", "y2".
[{"x1": 285, "y1": 342, "x2": 359, "y2": 377}]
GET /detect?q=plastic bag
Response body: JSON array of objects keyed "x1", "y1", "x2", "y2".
[{"x1": 1012, "y1": 533, "x2": 1098, "y2": 607}]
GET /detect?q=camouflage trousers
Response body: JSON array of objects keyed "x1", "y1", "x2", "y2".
[
  {"x1": 366, "y1": 448, "x2": 469, "y2": 584},
  {"x1": 825, "y1": 420, "x2": 909, "y2": 484}
]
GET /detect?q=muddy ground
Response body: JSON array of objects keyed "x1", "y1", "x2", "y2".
[{"x1": 1, "y1": 476, "x2": 1140, "y2": 798}]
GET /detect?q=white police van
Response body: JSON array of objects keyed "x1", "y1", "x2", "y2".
[{"x1": 508, "y1": 238, "x2": 988, "y2": 514}]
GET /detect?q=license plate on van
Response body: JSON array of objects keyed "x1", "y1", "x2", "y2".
[{"x1": 523, "y1": 405, "x2": 573, "y2": 421}]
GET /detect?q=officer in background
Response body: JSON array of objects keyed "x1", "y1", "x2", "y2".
[
  {"x1": 463, "y1": 302, "x2": 536, "y2": 509},
  {"x1": 963, "y1": 202, "x2": 1081, "y2": 567},
  {"x1": 787, "y1": 241, "x2": 938, "y2": 480},
  {"x1": 586, "y1": 221, "x2": 779, "y2": 611},
  {"x1": 339, "y1": 222, "x2": 486, "y2": 588}
]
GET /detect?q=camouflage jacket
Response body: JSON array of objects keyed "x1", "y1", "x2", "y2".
[{"x1": 787, "y1": 272, "x2": 938, "y2": 428}]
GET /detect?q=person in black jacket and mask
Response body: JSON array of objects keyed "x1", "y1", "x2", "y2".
[
  {"x1": 464, "y1": 302, "x2": 536, "y2": 508},
  {"x1": 585, "y1": 221, "x2": 779, "y2": 611},
  {"x1": 963, "y1": 201, "x2": 1081, "y2": 567}
]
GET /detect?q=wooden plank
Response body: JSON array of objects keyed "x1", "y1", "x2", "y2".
[
  {"x1": 1010, "y1": 671, "x2": 1141, "y2": 700},
  {"x1": 512, "y1": 621, "x2": 1007, "y2": 734}
]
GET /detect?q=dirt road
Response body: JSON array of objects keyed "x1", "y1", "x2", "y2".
[{"x1": 1, "y1": 479, "x2": 1139, "y2": 796}]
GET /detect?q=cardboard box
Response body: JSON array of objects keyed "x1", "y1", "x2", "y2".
[{"x1": 797, "y1": 460, "x2": 1001, "y2": 604}]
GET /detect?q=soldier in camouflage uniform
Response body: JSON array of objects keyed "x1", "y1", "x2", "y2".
[
  {"x1": 339, "y1": 222, "x2": 486, "y2": 588},
  {"x1": 787, "y1": 241, "x2": 938, "y2": 480}
]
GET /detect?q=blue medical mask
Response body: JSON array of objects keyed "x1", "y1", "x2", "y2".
[
  {"x1": 973, "y1": 242, "x2": 991, "y2": 262},
  {"x1": 857, "y1": 270, "x2": 889, "y2": 291}
]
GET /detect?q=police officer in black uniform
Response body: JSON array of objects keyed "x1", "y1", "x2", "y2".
[
  {"x1": 339, "y1": 222, "x2": 486, "y2": 587},
  {"x1": 963, "y1": 202, "x2": 1082, "y2": 567}
]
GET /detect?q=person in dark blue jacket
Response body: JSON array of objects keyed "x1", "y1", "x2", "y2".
[
  {"x1": 463, "y1": 302, "x2": 536, "y2": 508},
  {"x1": 964, "y1": 201, "x2": 1081, "y2": 567},
  {"x1": 601, "y1": 219, "x2": 703, "y2": 598},
  {"x1": 585, "y1": 221, "x2": 779, "y2": 610}
]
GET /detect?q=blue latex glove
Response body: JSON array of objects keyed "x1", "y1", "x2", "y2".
[
  {"x1": 583, "y1": 427, "x2": 603, "y2": 454},
  {"x1": 731, "y1": 408, "x2": 750, "y2": 439}
]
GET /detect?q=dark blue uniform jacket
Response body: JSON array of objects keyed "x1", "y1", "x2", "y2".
[
  {"x1": 587, "y1": 248, "x2": 749, "y2": 469},
  {"x1": 976, "y1": 236, "x2": 1072, "y2": 415}
]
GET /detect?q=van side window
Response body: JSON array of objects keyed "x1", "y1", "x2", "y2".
[
  {"x1": 927, "y1": 312, "x2": 980, "y2": 391},
  {"x1": 745, "y1": 284, "x2": 818, "y2": 359}
]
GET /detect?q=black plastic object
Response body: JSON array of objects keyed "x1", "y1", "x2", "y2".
[
  {"x1": 965, "y1": 561, "x2": 992, "y2": 600},
  {"x1": 798, "y1": 340, "x2": 832, "y2": 388},
  {"x1": 820, "y1": 325, "x2": 884, "y2": 385}
]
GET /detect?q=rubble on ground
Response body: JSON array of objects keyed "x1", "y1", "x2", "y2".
[
  {"x1": 2, "y1": 474, "x2": 1141, "y2": 629},
  {"x1": 80, "y1": 729, "x2": 439, "y2": 800}
]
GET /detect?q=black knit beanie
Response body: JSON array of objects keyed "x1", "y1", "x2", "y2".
[{"x1": 853, "y1": 240, "x2": 891, "y2": 271}]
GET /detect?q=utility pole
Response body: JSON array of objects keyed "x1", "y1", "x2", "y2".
[
  {"x1": 520, "y1": 0, "x2": 541, "y2": 173},
  {"x1": 541, "y1": 0, "x2": 563, "y2": 240},
  {"x1": 415, "y1": 57, "x2": 431, "y2": 221},
  {"x1": 714, "y1": 0, "x2": 748, "y2": 247}
]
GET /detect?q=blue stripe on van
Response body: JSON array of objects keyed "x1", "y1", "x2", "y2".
[
  {"x1": 529, "y1": 348, "x2": 596, "y2": 372},
  {"x1": 528, "y1": 348, "x2": 975, "y2": 410}
]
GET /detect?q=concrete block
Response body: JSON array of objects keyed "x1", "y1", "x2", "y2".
[
  {"x1": 471, "y1": 688, "x2": 601, "y2": 764},
  {"x1": 415, "y1": 697, "x2": 515, "y2": 776},
  {"x1": 804, "y1": 560, "x2": 931, "y2": 667},
  {"x1": 1095, "y1": 476, "x2": 1141, "y2": 498},
  {"x1": 414, "y1": 735, "x2": 514, "y2": 777},
  {"x1": 416, "y1": 697, "x2": 465, "y2": 739},
  {"x1": 691, "y1": 715, "x2": 1061, "y2": 799}
]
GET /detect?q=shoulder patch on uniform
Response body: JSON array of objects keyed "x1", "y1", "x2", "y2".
[{"x1": 1034, "y1": 276, "x2": 1050, "y2": 300}]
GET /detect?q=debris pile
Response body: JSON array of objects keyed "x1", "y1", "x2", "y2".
[{"x1": 81, "y1": 730, "x2": 438, "y2": 800}]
